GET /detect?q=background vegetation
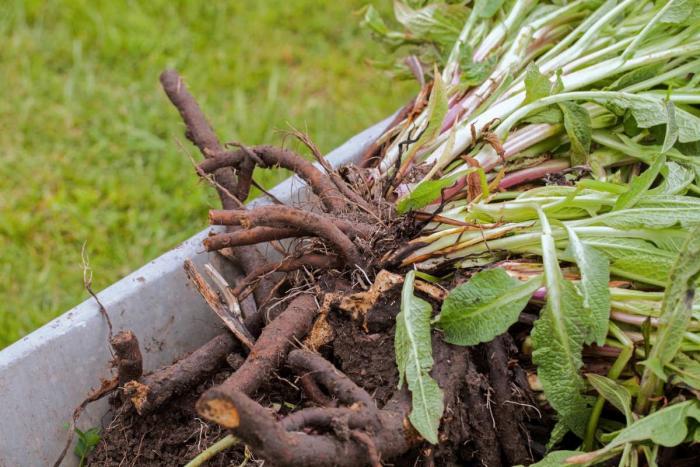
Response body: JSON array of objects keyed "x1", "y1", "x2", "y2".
[{"x1": 0, "y1": 0, "x2": 414, "y2": 348}]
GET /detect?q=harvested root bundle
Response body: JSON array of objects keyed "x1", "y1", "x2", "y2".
[{"x1": 77, "y1": 1, "x2": 700, "y2": 466}]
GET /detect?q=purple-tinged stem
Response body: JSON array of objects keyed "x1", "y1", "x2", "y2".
[{"x1": 498, "y1": 159, "x2": 570, "y2": 189}]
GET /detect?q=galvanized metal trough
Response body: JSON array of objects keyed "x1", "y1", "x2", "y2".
[{"x1": 0, "y1": 118, "x2": 390, "y2": 467}]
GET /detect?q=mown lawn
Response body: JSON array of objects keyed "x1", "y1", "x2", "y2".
[{"x1": 0, "y1": 0, "x2": 414, "y2": 348}]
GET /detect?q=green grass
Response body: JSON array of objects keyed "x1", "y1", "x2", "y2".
[{"x1": 0, "y1": 0, "x2": 414, "y2": 348}]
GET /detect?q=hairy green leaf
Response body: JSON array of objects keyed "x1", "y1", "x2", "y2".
[
  {"x1": 609, "y1": 95, "x2": 666, "y2": 128},
  {"x1": 400, "y1": 69, "x2": 449, "y2": 169},
  {"x1": 526, "y1": 450, "x2": 582, "y2": 467},
  {"x1": 532, "y1": 212, "x2": 592, "y2": 436},
  {"x1": 474, "y1": 0, "x2": 506, "y2": 19},
  {"x1": 395, "y1": 270, "x2": 443, "y2": 444},
  {"x1": 609, "y1": 63, "x2": 664, "y2": 91},
  {"x1": 582, "y1": 237, "x2": 674, "y2": 261},
  {"x1": 611, "y1": 254, "x2": 675, "y2": 287},
  {"x1": 669, "y1": 353, "x2": 700, "y2": 389},
  {"x1": 558, "y1": 102, "x2": 591, "y2": 165},
  {"x1": 437, "y1": 268, "x2": 543, "y2": 346},
  {"x1": 660, "y1": 0, "x2": 696, "y2": 23},
  {"x1": 613, "y1": 154, "x2": 665, "y2": 211},
  {"x1": 662, "y1": 101, "x2": 679, "y2": 153},
  {"x1": 524, "y1": 106, "x2": 563, "y2": 124},
  {"x1": 396, "y1": 177, "x2": 454, "y2": 213},
  {"x1": 675, "y1": 108, "x2": 700, "y2": 143},
  {"x1": 638, "y1": 194, "x2": 700, "y2": 208},
  {"x1": 568, "y1": 400, "x2": 700, "y2": 465},
  {"x1": 566, "y1": 228, "x2": 610, "y2": 345},
  {"x1": 393, "y1": 1, "x2": 469, "y2": 48},
  {"x1": 642, "y1": 225, "x2": 700, "y2": 380},
  {"x1": 525, "y1": 63, "x2": 551, "y2": 104},
  {"x1": 659, "y1": 162, "x2": 694, "y2": 195},
  {"x1": 587, "y1": 374, "x2": 633, "y2": 424},
  {"x1": 588, "y1": 206, "x2": 700, "y2": 229}
]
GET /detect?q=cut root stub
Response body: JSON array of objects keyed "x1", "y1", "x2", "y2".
[{"x1": 123, "y1": 332, "x2": 238, "y2": 415}]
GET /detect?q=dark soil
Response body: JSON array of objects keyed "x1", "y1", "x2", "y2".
[
  {"x1": 329, "y1": 290, "x2": 400, "y2": 406},
  {"x1": 88, "y1": 369, "x2": 245, "y2": 466}
]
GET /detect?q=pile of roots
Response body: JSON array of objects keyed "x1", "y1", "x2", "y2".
[{"x1": 74, "y1": 70, "x2": 553, "y2": 467}]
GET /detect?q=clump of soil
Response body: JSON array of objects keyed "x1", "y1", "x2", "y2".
[{"x1": 89, "y1": 369, "x2": 244, "y2": 466}]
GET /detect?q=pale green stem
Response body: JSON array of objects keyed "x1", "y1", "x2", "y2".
[
  {"x1": 622, "y1": 0, "x2": 679, "y2": 59},
  {"x1": 583, "y1": 323, "x2": 634, "y2": 451},
  {"x1": 184, "y1": 435, "x2": 239, "y2": 467},
  {"x1": 623, "y1": 58, "x2": 700, "y2": 93}
]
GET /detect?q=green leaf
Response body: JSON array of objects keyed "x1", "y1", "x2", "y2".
[
  {"x1": 399, "y1": 69, "x2": 449, "y2": 170},
  {"x1": 474, "y1": 0, "x2": 506, "y2": 19},
  {"x1": 613, "y1": 154, "x2": 665, "y2": 211},
  {"x1": 558, "y1": 102, "x2": 591, "y2": 165},
  {"x1": 675, "y1": 108, "x2": 700, "y2": 143},
  {"x1": 608, "y1": 63, "x2": 664, "y2": 91},
  {"x1": 361, "y1": 5, "x2": 390, "y2": 36},
  {"x1": 395, "y1": 270, "x2": 444, "y2": 444},
  {"x1": 393, "y1": 1, "x2": 469, "y2": 48},
  {"x1": 669, "y1": 353, "x2": 700, "y2": 389},
  {"x1": 610, "y1": 95, "x2": 666, "y2": 128},
  {"x1": 566, "y1": 228, "x2": 610, "y2": 345},
  {"x1": 437, "y1": 268, "x2": 542, "y2": 346},
  {"x1": 527, "y1": 450, "x2": 581, "y2": 467},
  {"x1": 638, "y1": 194, "x2": 700, "y2": 209},
  {"x1": 532, "y1": 211, "x2": 592, "y2": 437},
  {"x1": 568, "y1": 400, "x2": 700, "y2": 464},
  {"x1": 654, "y1": 162, "x2": 694, "y2": 195},
  {"x1": 525, "y1": 63, "x2": 552, "y2": 104},
  {"x1": 662, "y1": 101, "x2": 679, "y2": 153},
  {"x1": 582, "y1": 237, "x2": 673, "y2": 261},
  {"x1": 589, "y1": 206, "x2": 700, "y2": 229},
  {"x1": 396, "y1": 177, "x2": 455, "y2": 213},
  {"x1": 587, "y1": 374, "x2": 633, "y2": 425},
  {"x1": 408, "y1": 376, "x2": 444, "y2": 445},
  {"x1": 622, "y1": 0, "x2": 695, "y2": 58},
  {"x1": 524, "y1": 106, "x2": 563, "y2": 124},
  {"x1": 642, "y1": 225, "x2": 700, "y2": 379},
  {"x1": 611, "y1": 254, "x2": 674, "y2": 287},
  {"x1": 74, "y1": 427, "x2": 101, "y2": 464},
  {"x1": 659, "y1": 0, "x2": 696, "y2": 23},
  {"x1": 546, "y1": 419, "x2": 571, "y2": 451}
]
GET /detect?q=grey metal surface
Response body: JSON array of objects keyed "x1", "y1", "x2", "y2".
[{"x1": 0, "y1": 116, "x2": 390, "y2": 467}]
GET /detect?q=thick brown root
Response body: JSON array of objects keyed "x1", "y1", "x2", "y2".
[
  {"x1": 209, "y1": 209, "x2": 374, "y2": 241},
  {"x1": 200, "y1": 145, "x2": 347, "y2": 213},
  {"x1": 206, "y1": 349, "x2": 416, "y2": 466},
  {"x1": 160, "y1": 69, "x2": 238, "y2": 209},
  {"x1": 123, "y1": 333, "x2": 238, "y2": 415},
  {"x1": 232, "y1": 254, "x2": 341, "y2": 300},
  {"x1": 110, "y1": 330, "x2": 143, "y2": 386},
  {"x1": 209, "y1": 205, "x2": 364, "y2": 267},
  {"x1": 197, "y1": 293, "x2": 318, "y2": 422},
  {"x1": 160, "y1": 69, "x2": 278, "y2": 325},
  {"x1": 486, "y1": 334, "x2": 533, "y2": 465},
  {"x1": 288, "y1": 349, "x2": 376, "y2": 410},
  {"x1": 209, "y1": 388, "x2": 413, "y2": 467},
  {"x1": 204, "y1": 226, "x2": 301, "y2": 250}
]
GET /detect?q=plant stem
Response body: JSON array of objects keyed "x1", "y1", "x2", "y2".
[
  {"x1": 583, "y1": 323, "x2": 634, "y2": 451},
  {"x1": 184, "y1": 435, "x2": 239, "y2": 467}
]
